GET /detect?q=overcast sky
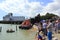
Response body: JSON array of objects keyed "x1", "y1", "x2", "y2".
[{"x1": 0, "y1": 0, "x2": 60, "y2": 20}]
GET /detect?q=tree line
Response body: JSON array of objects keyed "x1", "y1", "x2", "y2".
[{"x1": 30, "y1": 13, "x2": 59, "y2": 24}]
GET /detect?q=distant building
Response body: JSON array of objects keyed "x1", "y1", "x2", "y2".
[{"x1": 3, "y1": 13, "x2": 25, "y2": 21}]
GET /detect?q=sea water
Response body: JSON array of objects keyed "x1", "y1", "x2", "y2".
[{"x1": 0, "y1": 24, "x2": 36, "y2": 40}]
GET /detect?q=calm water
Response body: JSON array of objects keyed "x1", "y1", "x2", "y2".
[{"x1": 0, "y1": 24, "x2": 37, "y2": 40}]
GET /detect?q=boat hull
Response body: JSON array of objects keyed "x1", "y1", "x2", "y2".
[
  {"x1": 19, "y1": 25, "x2": 32, "y2": 30},
  {"x1": 6, "y1": 30, "x2": 15, "y2": 33}
]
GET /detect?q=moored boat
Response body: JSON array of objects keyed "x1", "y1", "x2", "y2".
[
  {"x1": 6, "y1": 29, "x2": 15, "y2": 33},
  {"x1": 19, "y1": 25, "x2": 32, "y2": 30},
  {"x1": 19, "y1": 19, "x2": 32, "y2": 30}
]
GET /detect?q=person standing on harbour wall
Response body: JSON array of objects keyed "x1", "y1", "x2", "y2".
[
  {"x1": 47, "y1": 20, "x2": 53, "y2": 40},
  {"x1": 42, "y1": 20, "x2": 47, "y2": 36}
]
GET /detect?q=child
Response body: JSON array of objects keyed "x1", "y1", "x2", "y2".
[
  {"x1": 38, "y1": 31, "x2": 43, "y2": 40},
  {"x1": 36, "y1": 31, "x2": 45, "y2": 40}
]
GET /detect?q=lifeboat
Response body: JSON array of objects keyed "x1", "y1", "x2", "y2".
[{"x1": 19, "y1": 19, "x2": 32, "y2": 30}]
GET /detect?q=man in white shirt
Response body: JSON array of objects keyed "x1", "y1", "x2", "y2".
[{"x1": 42, "y1": 20, "x2": 47, "y2": 36}]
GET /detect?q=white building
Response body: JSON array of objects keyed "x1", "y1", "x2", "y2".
[
  {"x1": 3, "y1": 13, "x2": 25, "y2": 21},
  {"x1": 11, "y1": 16, "x2": 25, "y2": 21}
]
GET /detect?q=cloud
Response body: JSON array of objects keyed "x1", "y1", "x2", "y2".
[
  {"x1": 0, "y1": 0, "x2": 43, "y2": 17},
  {"x1": 41, "y1": 0, "x2": 60, "y2": 16},
  {"x1": 0, "y1": 0, "x2": 60, "y2": 18}
]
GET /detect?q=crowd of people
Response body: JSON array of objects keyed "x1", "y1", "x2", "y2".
[
  {"x1": 35, "y1": 19, "x2": 60, "y2": 40},
  {"x1": 18, "y1": 18, "x2": 60, "y2": 40}
]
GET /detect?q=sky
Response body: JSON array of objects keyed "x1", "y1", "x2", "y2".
[{"x1": 0, "y1": 0, "x2": 60, "y2": 20}]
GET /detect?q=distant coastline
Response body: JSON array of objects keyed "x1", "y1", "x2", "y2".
[{"x1": 0, "y1": 20, "x2": 23, "y2": 24}]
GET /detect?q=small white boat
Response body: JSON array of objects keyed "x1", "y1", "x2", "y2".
[{"x1": 6, "y1": 29, "x2": 15, "y2": 33}]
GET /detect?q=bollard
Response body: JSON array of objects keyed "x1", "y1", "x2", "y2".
[
  {"x1": 16, "y1": 26, "x2": 17, "y2": 31},
  {"x1": 0, "y1": 27, "x2": 2, "y2": 32}
]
